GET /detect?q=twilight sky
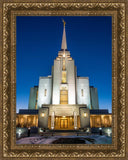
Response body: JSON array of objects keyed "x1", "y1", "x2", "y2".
[{"x1": 16, "y1": 16, "x2": 112, "y2": 113}]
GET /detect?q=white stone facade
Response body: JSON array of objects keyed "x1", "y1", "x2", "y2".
[
  {"x1": 66, "y1": 60, "x2": 76, "y2": 104},
  {"x1": 52, "y1": 60, "x2": 61, "y2": 104},
  {"x1": 37, "y1": 61, "x2": 91, "y2": 109},
  {"x1": 37, "y1": 37, "x2": 91, "y2": 110},
  {"x1": 28, "y1": 21, "x2": 99, "y2": 130},
  {"x1": 37, "y1": 77, "x2": 52, "y2": 107},
  {"x1": 76, "y1": 77, "x2": 91, "y2": 108}
]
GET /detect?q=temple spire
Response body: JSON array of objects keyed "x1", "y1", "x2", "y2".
[{"x1": 61, "y1": 19, "x2": 67, "y2": 50}]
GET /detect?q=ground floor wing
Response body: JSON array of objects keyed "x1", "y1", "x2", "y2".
[{"x1": 16, "y1": 114, "x2": 112, "y2": 129}]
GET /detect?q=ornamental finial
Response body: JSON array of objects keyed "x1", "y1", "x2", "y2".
[{"x1": 62, "y1": 19, "x2": 66, "y2": 26}]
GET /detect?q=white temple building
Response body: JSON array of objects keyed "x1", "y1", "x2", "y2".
[{"x1": 28, "y1": 20, "x2": 99, "y2": 130}]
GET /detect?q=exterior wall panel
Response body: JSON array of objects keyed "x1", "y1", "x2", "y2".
[
  {"x1": 79, "y1": 107, "x2": 90, "y2": 128},
  {"x1": 37, "y1": 77, "x2": 52, "y2": 107},
  {"x1": 90, "y1": 87, "x2": 99, "y2": 109},
  {"x1": 67, "y1": 60, "x2": 76, "y2": 104},
  {"x1": 77, "y1": 77, "x2": 91, "y2": 109},
  {"x1": 28, "y1": 87, "x2": 38, "y2": 109},
  {"x1": 38, "y1": 107, "x2": 49, "y2": 128},
  {"x1": 52, "y1": 60, "x2": 61, "y2": 104}
]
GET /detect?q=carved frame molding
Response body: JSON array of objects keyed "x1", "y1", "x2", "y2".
[{"x1": 0, "y1": 0, "x2": 127, "y2": 159}]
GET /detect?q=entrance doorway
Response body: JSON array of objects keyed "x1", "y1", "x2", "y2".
[
  {"x1": 60, "y1": 119, "x2": 68, "y2": 128},
  {"x1": 54, "y1": 116, "x2": 74, "y2": 130}
]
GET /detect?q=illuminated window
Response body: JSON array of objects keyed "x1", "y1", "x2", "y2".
[
  {"x1": 81, "y1": 89, "x2": 84, "y2": 96},
  {"x1": 60, "y1": 90, "x2": 68, "y2": 104},
  {"x1": 62, "y1": 71, "x2": 67, "y2": 83},
  {"x1": 44, "y1": 89, "x2": 47, "y2": 96},
  {"x1": 62, "y1": 59, "x2": 66, "y2": 70}
]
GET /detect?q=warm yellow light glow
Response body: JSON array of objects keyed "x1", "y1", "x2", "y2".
[
  {"x1": 62, "y1": 71, "x2": 66, "y2": 83},
  {"x1": 62, "y1": 58, "x2": 66, "y2": 70},
  {"x1": 41, "y1": 113, "x2": 45, "y2": 117},
  {"x1": 63, "y1": 116, "x2": 66, "y2": 118},
  {"x1": 60, "y1": 90, "x2": 68, "y2": 104},
  {"x1": 74, "y1": 127, "x2": 77, "y2": 130},
  {"x1": 83, "y1": 112, "x2": 87, "y2": 117}
]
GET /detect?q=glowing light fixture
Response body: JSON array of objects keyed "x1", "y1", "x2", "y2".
[
  {"x1": 41, "y1": 113, "x2": 45, "y2": 117},
  {"x1": 86, "y1": 128, "x2": 90, "y2": 133},
  {"x1": 107, "y1": 128, "x2": 111, "y2": 136},
  {"x1": 83, "y1": 112, "x2": 87, "y2": 117},
  {"x1": 63, "y1": 116, "x2": 66, "y2": 118},
  {"x1": 18, "y1": 129, "x2": 22, "y2": 137}
]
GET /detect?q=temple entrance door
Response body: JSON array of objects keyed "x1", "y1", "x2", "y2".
[
  {"x1": 60, "y1": 119, "x2": 68, "y2": 129},
  {"x1": 54, "y1": 116, "x2": 74, "y2": 130}
]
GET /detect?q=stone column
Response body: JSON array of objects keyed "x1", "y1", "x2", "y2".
[
  {"x1": 74, "y1": 111, "x2": 77, "y2": 129},
  {"x1": 51, "y1": 112, "x2": 55, "y2": 130}
]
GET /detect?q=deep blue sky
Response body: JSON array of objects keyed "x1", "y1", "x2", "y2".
[{"x1": 16, "y1": 16, "x2": 112, "y2": 113}]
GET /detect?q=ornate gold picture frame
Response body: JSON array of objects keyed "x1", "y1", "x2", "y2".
[{"x1": 0, "y1": 0, "x2": 128, "y2": 159}]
